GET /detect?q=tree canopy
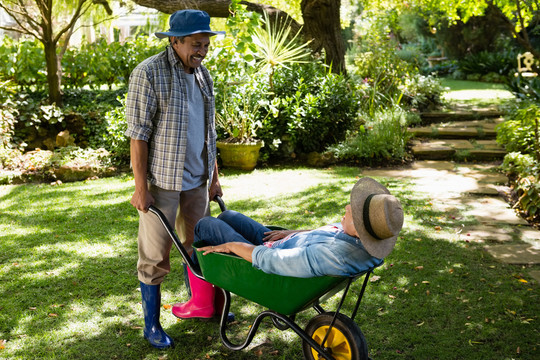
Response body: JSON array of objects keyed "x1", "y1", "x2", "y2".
[
  {"x1": 131, "y1": 0, "x2": 348, "y2": 73},
  {"x1": 405, "y1": 0, "x2": 540, "y2": 58}
]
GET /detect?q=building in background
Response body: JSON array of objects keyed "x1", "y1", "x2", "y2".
[{"x1": 0, "y1": 4, "x2": 162, "y2": 45}]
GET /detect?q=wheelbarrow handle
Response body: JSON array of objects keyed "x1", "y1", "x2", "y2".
[
  {"x1": 147, "y1": 205, "x2": 203, "y2": 279},
  {"x1": 214, "y1": 195, "x2": 227, "y2": 212}
]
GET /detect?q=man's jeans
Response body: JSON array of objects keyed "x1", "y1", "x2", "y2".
[{"x1": 192, "y1": 210, "x2": 271, "y2": 264}]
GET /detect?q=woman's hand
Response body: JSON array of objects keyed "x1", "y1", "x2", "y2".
[
  {"x1": 198, "y1": 243, "x2": 234, "y2": 255},
  {"x1": 197, "y1": 242, "x2": 256, "y2": 263}
]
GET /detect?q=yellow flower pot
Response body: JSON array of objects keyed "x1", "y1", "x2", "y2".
[{"x1": 216, "y1": 141, "x2": 263, "y2": 171}]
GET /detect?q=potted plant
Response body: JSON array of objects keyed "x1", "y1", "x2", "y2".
[
  {"x1": 214, "y1": 10, "x2": 310, "y2": 170},
  {"x1": 216, "y1": 82, "x2": 271, "y2": 170}
]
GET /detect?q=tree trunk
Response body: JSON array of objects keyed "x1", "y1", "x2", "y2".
[
  {"x1": 301, "y1": 0, "x2": 345, "y2": 74},
  {"x1": 43, "y1": 40, "x2": 63, "y2": 106}
]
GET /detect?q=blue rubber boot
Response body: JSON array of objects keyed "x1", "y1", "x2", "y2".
[{"x1": 140, "y1": 282, "x2": 174, "y2": 349}]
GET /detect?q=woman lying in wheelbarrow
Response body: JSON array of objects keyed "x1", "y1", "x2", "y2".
[{"x1": 172, "y1": 177, "x2": 404, "y2": 319}]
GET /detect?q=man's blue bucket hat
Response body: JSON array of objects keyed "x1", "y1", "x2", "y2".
[{"x1": 155, "y1": 9, "x2": 225, "y2": 39}]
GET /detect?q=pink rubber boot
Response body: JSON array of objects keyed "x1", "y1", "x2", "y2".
[{"x1": 172, "y1": 267, "x2": 215, "y2": 319}]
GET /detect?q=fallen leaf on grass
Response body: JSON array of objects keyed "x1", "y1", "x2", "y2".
[
  {"x1": 434, "y1": 226, "x2": 442, "y2": 231},
  {"x1": 0, "y1": 339, "x2": 5, "y2": 350},
  {"x1": 370, "y1": 275, "x2": 381, "y2": 282},
  {"x1": 163, "y1": 304, "x2": 172, "y2": 310},
  {"x1": 468, "y1": 339, "x2": 484, "y2": 345},
  {"x1": 415, "y1": 266, "x2": 424, "y2": 270},
  {"x1": 48, "y1": 313, "x2": 58, "y2": 317},
  {"x1": 517, "y1": 278, "x2": 528, "y2": 283}
]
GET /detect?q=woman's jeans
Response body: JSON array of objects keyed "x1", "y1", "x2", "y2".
[{"x1": 191, "y1": 210, "x2": 271, "y2": 264}]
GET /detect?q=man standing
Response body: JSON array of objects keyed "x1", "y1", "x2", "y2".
[{"x1": 125, "y1": 10, "x2": 224, "y2": 349}]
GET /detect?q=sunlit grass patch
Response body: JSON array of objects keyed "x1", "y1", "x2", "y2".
[{"x1": 441, "y1": 78, "x2": 515, "y2": 104}]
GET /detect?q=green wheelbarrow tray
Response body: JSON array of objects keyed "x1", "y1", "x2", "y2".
[{"x1": 193, "y1": 240, "x2": 351, "y2": 316}]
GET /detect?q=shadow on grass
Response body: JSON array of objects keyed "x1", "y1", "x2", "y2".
[{"x1": 0, "y1": 173, "x2": 538, "y2": 359}]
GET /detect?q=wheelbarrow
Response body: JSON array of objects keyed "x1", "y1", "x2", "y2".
[{"x1": 148, "y1": 198, "x2": 381, "y2": 360}]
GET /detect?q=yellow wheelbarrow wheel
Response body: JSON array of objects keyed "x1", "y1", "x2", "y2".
[{"x1": 302, "y1": 312, "x2": 368, "y2": 360}]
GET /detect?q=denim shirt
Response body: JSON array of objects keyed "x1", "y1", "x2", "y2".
[{"x1": 251, "y1": 224, "x2": 383, "y2": 278}]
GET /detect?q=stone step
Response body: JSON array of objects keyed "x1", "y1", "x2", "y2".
[
  {"x1": 411, "y1": 139, "x2": 506, "y2": 160},
  {"x1": 409, "y1": 127, "x2": 496, "y2": 139},
  {"x1": 408, "y1": 117, "x2": 504, "y2": 139},
  {"x1": 420, "y1": 109, "x2": 503, "y2": 124}
]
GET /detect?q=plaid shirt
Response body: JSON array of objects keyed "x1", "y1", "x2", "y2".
[{"x1": 125, "y1": 46, "x2": 217, "y2": 191}]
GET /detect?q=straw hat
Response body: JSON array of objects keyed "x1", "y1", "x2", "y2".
[
  {"x1": 155, "y1": 10, "x2": 225, "y2": 39},
  {"x1": 350, "y1": 177, "x2": 404, "y2": 258}
]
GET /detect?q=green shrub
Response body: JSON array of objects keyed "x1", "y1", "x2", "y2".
[
  {"x1": 422, "y1": 60, "x2": 458, "y2": 77},
  {"x1": 328, "y1": 108, "x2": 415, "y2": 165},
  {"x1": 457, "y1": 51, "x2": 516, "y2": 78},
  {"x1": 506, "y1": 75, "x2": 540, "y2": 102},
  {"x1": 396, "y1": 43, "x2": 425, "y2": 68},
  {"x1": 1, "y1": 35, "x2": 164, "y2": 90},
  {"x1": 500, "y1": 152, "x2": 535, "y2": 177},
  {"x1": 0, "y1": 37, "x2": 47, "y2": 90},
  {"x1": 353, "y1": 48, "x2": 413, "y2": 115},
  {"x1": 102, "y1": 94, "x2": 130, "y2": 163},
  {"x1": 258, "y1": 62, "x2": 360, "y2": 155},
  {"x1": 348, "y1": 31, "x2": 444, "y2": 115},
  {"x1": 498, "y1": 101, "x2": 540, "y2": 221},
  {"x1": 63, "y1": 37, "x2": 164, "y2": 89},
  {"x1": 48, "y1": 146, "x2": 112, "y2": 169},
  {"x1": 400, "y1": 74, "x2": 445, "y2": 112},
  {"x1": 7, "y1": 91, "x2": 65, "y2": 146},
  {"x1": 500, "y1": 152, "x2": 540, "y2": 220},
  {"x1": 496, "y1": 102, "x2": 540, "y2": 156},
  {"x1": 0, "y1": 82, "x2": 18, "y2": 167}
]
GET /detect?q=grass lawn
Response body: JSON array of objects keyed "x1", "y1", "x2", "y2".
[
  {"x1": 440, "y1": 79, "x2": 515, "y2": 105},
  {"x1": 0, "y1": 167, "x2": 538, "y2": 359}
]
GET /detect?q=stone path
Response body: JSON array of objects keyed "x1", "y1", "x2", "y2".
[{"x1": 361, "y1": 108, "x2": 540, "y2": 284}]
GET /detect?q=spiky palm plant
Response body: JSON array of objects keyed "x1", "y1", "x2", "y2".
[{"x1": 251, "y1": 12, "x2": 312, "y2": 90}]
